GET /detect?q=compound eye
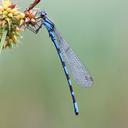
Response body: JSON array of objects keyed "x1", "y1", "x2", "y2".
[{"x1": 41, "y1": 10, "x2": 47, "y2": 17}]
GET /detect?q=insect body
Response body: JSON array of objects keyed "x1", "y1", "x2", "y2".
[{"x1": 23, "y1": 1, "x2": 93, "y2": 115}]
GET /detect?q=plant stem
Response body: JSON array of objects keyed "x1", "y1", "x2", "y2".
[{"x1": 0, "y1": 30, "x2": 8, "y2": 53}]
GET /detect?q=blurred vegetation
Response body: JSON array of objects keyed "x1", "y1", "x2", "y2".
[{"x1": 0, "y1": 0, "x2": 128, "y2": 128}]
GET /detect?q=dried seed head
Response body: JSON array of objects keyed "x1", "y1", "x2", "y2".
[{"x1": 0, "y1": 0, "x2": 25, "y2": 49}]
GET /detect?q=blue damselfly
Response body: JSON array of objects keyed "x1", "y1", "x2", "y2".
[{"x1": 24, "y1": 1, "x2": 93, "y2": 115}]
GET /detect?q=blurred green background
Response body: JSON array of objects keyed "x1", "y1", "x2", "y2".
[{"x1": 0, "y1": 0, "x2": 128, "y2": 128}]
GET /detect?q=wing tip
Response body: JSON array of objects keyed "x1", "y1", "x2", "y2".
[{"x1": 80, "y1": 76, "x2": 94, "y2": 88}]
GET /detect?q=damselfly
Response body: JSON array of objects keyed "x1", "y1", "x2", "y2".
[{"x1": 24, "y1": 1, "x2": 93, "y2": 115}]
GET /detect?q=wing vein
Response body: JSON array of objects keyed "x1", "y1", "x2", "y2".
[{"x1": 54, "y1": 28, "x2": 93, "y2": 87}]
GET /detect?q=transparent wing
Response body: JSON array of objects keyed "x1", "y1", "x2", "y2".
[{"x1": 54, "y1": 28, "x2": 93, "y2": 87}]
